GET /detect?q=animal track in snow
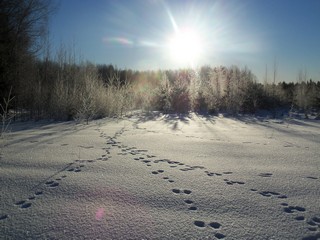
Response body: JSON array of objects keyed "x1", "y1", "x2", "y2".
[
  {"x1": 152, "y1": 170, "x2": 164, "y2": 175},
  {"x1": 205, "y1": 170, "x2": 233, "y2": 177},
  {"x1": 154, "y1": 159, "x2": 182, "y2": 166},
  {"x1": 214, "y1": 233, "x2": 226, "y2": 239},
  {"x1": 306, "y1": 176, "x2": 318, "y2": 180},
  {"x1": 209, "y1": 222, "x2": 222, "y2": 229},
  {"x1": 45, "y1": 180, "x2": 59, "y2": 188},
  {"x1": 162, "y1": 176, "x2": 172, "y2": 181},
  {"x1": 283, "y1": 205, "x2": 306, "y2": 214},
  {"x1": 312, "y1": 216, "x2": 320, "y2": 224},
  {"x1": 15, "y1": 200, "x2": 32, "y2": 209},
  {"x1": 224, "y1": 179, "x2": 245, "y2": 185},
  {"x1": 188, "y1": 206, "x2": 197, "y2": 211},
  {"x1": 194, "y1": 220, "x2": 206, "y2": 228},
  {"x1": 184, "y1": 199, "x2": 194, "y2": 204},
  {"x1": 0, "y1": 214, "x2": 8, "y2": 220},
  {"x1": 20, "y1": 202, "x2": 32, "y2": 209},
  {"x1": 180, "y1": 165, "x2": 206, "y2": 172},
  {"x1": 258, "y1": 173, "x2": 273, "y2": 177},
  {"x1": 259, "y1": 191, "x2": 287, "y2": 199},
  {"x1": 193, "y1": 220, "x2": 225, "y2": 238},
  {"x1": 295, "y1": 216, "x2": 305, "y2": 221},
  {"x1": 78, "y1": 145, "x2": 94, "y2": 149},
  {"x1": 172, "y1": 189, "x2": 192, "y2": 195},
  {"x1": 307, "y1": 216, "x2": 320, "y2": 232},
  {"x1": 35, "y1": 190, "x2": 43, "y2": 195},
  {"x1": 205, "y1": 171, "x2": 222, "y2": 177}
]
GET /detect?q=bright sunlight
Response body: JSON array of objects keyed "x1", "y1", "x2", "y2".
[{"x1": 167, "y1": 27, "x2": 204, "y2": 66}]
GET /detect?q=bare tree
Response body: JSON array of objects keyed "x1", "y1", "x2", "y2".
[{"x1": 0, "y1": 0, "x2": 54, "y2": 114}]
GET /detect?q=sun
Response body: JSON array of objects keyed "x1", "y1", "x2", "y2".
[{"x1": 168, "y1": 27, "x2": 204, "y2": 66}]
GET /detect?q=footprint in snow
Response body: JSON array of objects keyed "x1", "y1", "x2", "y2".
[
  {"x1": 259, "y1": 191, "x2": 287, "y2": 199},
  {"x1": 258, "y1": 173, "x2": 273, "y2": 177},
  {"x1": 214, "y1": 233, "x2": 226, "y2": 239},
  {"x1": 35, "y1": 190, "x2": 43, "y2": 196},
  {"x1": 306, "y1": 176, "x2": 318, "y2": 180},
  {"x1": 295, "y1": 216, "x2": 305, "y2": 221},
  {"x1": 224, "y1": 179, "x2": 245, "y2": 185},
  {"x1": 209, "y1": 222, "x2": 222, "y2": 229},
  {"x1": 193, "y1": 220, "x2": 225, "y2": 238},
  {"x1": 172, "y1": 189, "x2": 192, "y2": 194},
  {"x1": 45, "y1": 180, "x2": 59, "y2": 188},
  {"x1": 0, "y1": 214, "x2": 8, "y2": 220},
  {"x1": 194, "y1": 220, "x2": 205, "y2": 228},
  {"x1": 205, "y1": 171, "x2": 233, "y2": 177},
  {"x1": 20, "y1": 202, "x2": 32, "y2": 209},
  {"x1": 283, "y1": 205, "x2": 306, "y2": 214},
  {"x1": 188, "y1": 206, "x2": 197, "y2": 211},
  {"x1": 205, "y1": 171, "x2": 222, "y2": 177},
  {"x1": 15, "y1": 200, "x2": 32, "y2": 209},
  {"x1": 307, "y1": 216, "x2": 320, "y2": 232},
  {"x1": 152, "y1": 170, "x2": 164, "y2": 175},
  {"x1": 184, "y1": 199, "x2": 194, "y2": 204},
  {"x1": 162, "y1": 176, "x2": 174, "y2": 183}
]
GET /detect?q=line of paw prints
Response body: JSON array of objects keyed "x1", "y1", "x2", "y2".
[
  {"x1": 98, "y1": 128, "x2": 319, "y2": 239},
  {"x1": 251, "y1": 187, "x2": 320, "y2": 238},
  {"x1": 170, "y1": 187, "x2": 226, "y2": 238},
  {"x1": 116, "y1": 144, "x2": 226, "y2": 238},
  {"x1": 0, "y1": 152, "x2": 111, "y2": 222},
  {"x1": 1, "y1": 128, "x2": 118, "y2": 220}
]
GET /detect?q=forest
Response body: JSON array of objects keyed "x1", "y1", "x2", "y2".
[{"x1": 1, "y1": 0, "x2": 319, "y2": 124}]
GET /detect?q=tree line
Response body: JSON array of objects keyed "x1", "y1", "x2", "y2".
[{"x1": 1, "y1": 0, "x2": 319, "y2": 123}]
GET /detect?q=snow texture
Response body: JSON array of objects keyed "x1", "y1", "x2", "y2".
[{"x1": 0, "y1": 112, "x2": 319, "y2": 240}]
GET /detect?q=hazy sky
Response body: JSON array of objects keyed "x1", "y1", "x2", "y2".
[{"x1": 50, "y1": 0, "x2": 320, "y2": 82}]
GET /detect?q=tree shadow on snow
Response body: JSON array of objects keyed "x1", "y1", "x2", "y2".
[{"x1": 131, "y1": 111, "x2": 192, "y2": 131}]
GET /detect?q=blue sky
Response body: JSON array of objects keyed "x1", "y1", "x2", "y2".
[{"x1": 50, "y1": 0, "x2": 320, "y2": 82}]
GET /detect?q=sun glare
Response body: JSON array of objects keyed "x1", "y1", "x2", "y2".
[{"x1": 168, "y1": 28, "x2": 204, "y2": 66}]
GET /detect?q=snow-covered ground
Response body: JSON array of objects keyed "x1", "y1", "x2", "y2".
[{"x1": 1, "y1": 112, "x2": 319, "y2": 240}]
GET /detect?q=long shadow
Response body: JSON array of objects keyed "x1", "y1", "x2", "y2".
[
  {"x1": 232, "y1": 115, "x2": 320, "y2": 145},
  {"x1": 196, "y1": 112, "x2": 217, "y2": 125},
  {"x1": 3, "y1": 121, "x2": 93, "y2": 148},
  {"x1": 131, "y1": 111, "x2": 192, "y2": 131}
]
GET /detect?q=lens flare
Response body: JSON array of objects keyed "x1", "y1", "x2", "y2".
[
  {"x1": 103, "y1": 37, "x2": 133, "y2": 45},
  {"x1": 95, "y1": 208, "x2": 105, "y2": 221}
]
